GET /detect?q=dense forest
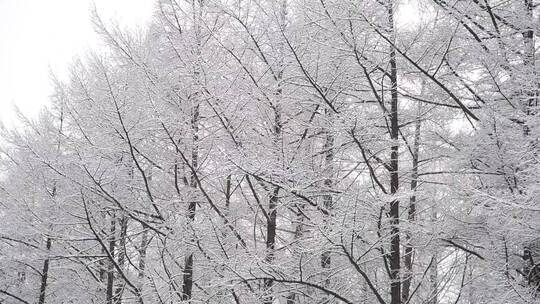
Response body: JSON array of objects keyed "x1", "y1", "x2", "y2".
[{"x1": 1, "y1": 0, "x2": 539, "y2": 303}]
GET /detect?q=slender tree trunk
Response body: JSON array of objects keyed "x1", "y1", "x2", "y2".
[
  {"x1": 264, "y1": 97, "x2": 281, "y2": 302},
  {"x1": 467, "y1": 259, "x2": 474, "y2": 304},
  {"x1": 182, "y1": 253, "x2": 194, "y2": 301},
  {"x1": 429, "y1": 207, "x2": 438, "y2": 304},
  {"x1": 181, "y1": 1, "x2": 203, "y2": 299},
  {"x1": 320, "y1": 107, "x2": 334, "y2": 303},
  {"x1": 181, "y1": 63, "x2": 201, "y2": 302},
  {"x1": 263, "y1": 186, "x2": 279, "y2": 304},
  {"x1": 264, "y1": 2, "x2": 287, "y2": 301},
  {"x1": 106, "y1": 213, "x2": 116, "y2": 304},
  {"x1": 523, "y1": 0, "x2": 537, "y2": 114},
  {"x1": 114, "y1": 216, "x2": 128, "y2": 303},
  {"x1": 387, "y1": 1, "x2": 401, "y2": 303},
  {"x1": 402, "y1": 103, "x2": 422, "y2": 302},
  {"x1": 286, "y1": 204, "x2": 305, "y2": 304},
  {"x1": 264, "y1": 76, "x2": 283, "y2": 304},
  {"x1": 100, "y1": 246, "x2": 107, "y2": 293},
  {"x1": 137, "y1": 224, "x2": 149, "y2": 304},
  {"x1": 39, "y1": 124, "x2": 62, "y2": 304},
  {"x1": 222, "y1": 174, "x2": 233, "y2": 239},
  {"x1": 38, "y1": 237, "x2": 52, "y2": 304},
  {"x1": 182, "y1": 100, "x2": 199, "y2": 300},
  {"x1": 224, "y1": 175, "x2": 232, "y2": 216},
  {"x1": 519, "y1": 1, "x2": 537, "y2": 285}
]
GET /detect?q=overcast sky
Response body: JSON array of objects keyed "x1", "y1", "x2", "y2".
[{"x1": 0, "y1": 0, "x2": 154, "y2": 125}]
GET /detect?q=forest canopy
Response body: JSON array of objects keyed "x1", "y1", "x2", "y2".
[{"x1": 1, "y1": 0, "x2": 539, "y2": 303}]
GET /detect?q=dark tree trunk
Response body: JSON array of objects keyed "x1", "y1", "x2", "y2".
[
  {"x1": 321, "y1": 107, "x2": 334, "y2": 298},
  {"x1": 429, "y1": 208, "x2": 439, "y2": 304},
  {"x1": 114, "y1": 216, "x2": 128, "y2": 303},
  {"x1": 181, "y1": 0, "x2": 203, "y2": 299},
  {"x1": 523, "y1": 0, "x2": 537, "y2": 115},
  {"x1": 286, "y1": 203, "x2": 306, "y2": 303},
  {"x1": 263, "y1": 16, "x2": 285, "y2": 299},
  {"x1": 182, "y1": 96, "x2": 200, "y2": 301},
  {"x1": 402, "y1": 105, "x2": 421, "y2": 302},
  {"x1": 387, "y1": 2, "x2": 401, "y2": 304},
  {"x1": 263, "y1": 187, "x2": 279, "y2": 304},
  {"x1": 106, "y1": 213, "x2": 116, "y2": 304},
  {"x1": 137, "y1": 224, "x2": 149, "y2": 304},
  {"x1": 38, "y1": 237, "x2": 52, "y2": 304}
]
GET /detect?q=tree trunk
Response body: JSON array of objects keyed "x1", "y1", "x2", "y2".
[
  {"x1": 402, "y1": 102, "x2": 422, "y2": 302},
  {"x1": 182, "y1": 100, "x2": 199, "y2": 300},
  {"x1": 264, "y1": 2, "x2": 286, "y2": 299},
  {"x1": 523, "y1": 0, "x2": 537, "y2": 114},
  {"x1": 263, "y1": 186, "x2": 279, "y2": 304},
  {"x1": 106, "y1": 213, "x2": 116, "y2": 304},
  {"x1": 320, "y1": 107, "x2": 334, "y2": 303},
  {"x1": 114, "y1": 216, "x2": 128, "y2": 303},
  {"x1": 137, "y1": 224, "x2": 149, "y2": 304},
  {"x1": 181, "y1": 1, "x2": 203, "y2": 299},
  {"x1": 429, "y1": 219, "x2": 438, "y2": 304},
  {"x1": 38, "y1": 237, "x2": 52, "y2": 304},
  {"x1": 428, "y1": 255, "x2": 438, "y2": 304},
  {"x1": 286, "y1": 204, "x2": 305, "y2": 304},
  {"x1": 387, "y1": 1, "x2": 401, "y2": 304}
]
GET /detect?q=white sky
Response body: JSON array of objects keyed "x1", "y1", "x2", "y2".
[{"x1": 0, "y1": 0, "x2": 155, "y2": 126}]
